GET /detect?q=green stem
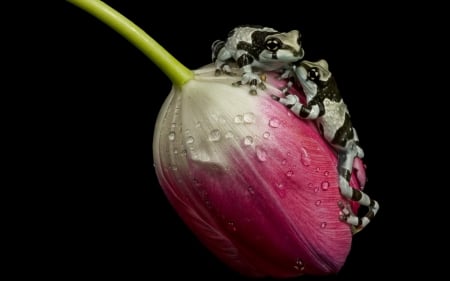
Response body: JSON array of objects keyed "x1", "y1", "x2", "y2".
[{"x1": 67, "y1": 0, "x2": 193, "y2": 86}]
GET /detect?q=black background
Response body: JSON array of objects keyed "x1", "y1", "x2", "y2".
[{"x1": 9, "y1": 1, "x2": 434, "y2": 280}]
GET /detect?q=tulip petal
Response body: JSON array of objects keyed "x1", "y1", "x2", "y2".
[{"x1": 153, "y1": 64, "x2": 363, "y2": 278}]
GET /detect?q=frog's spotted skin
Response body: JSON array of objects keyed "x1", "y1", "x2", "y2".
[
  {"x1": 272, "y1": 59, "x2": 379, "y2": 234},
  {"x1": 212, "y1": 25, "x2": 304, "y2": 95}
]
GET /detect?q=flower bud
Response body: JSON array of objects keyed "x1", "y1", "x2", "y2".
[
  {"x1": 66, "y1": 1, "x2": 366, "y2": 277},
  {"x1": 153, "y1": 64, "x2": 364, "y2": 278}
]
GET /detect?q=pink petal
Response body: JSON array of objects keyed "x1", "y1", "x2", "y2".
[{"x1": 153, "y1": 67, "x2": 364, "y2": 278}]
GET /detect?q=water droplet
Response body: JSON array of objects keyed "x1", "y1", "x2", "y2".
[
  {"x1": 315, "y1": 200, "x2": 322, "y2": 206},
  {"x1": 320, "y1": 222, "x2": 327, "y2": 228},
  {"x1": 168, "y1": 131, "x2": 176, "y2": 141},
  {"x1": 321, "y1": 181, "x2": 330, "y2": 191},
  {"x1": 225, "y1": 131, "x2": 234, "y2": 138},
  {"x1": 173, "y1": 148, "x2": 178, "y2": 154},
  {"x1": 281, "y1": 159, "x2": 287, "y2": 165},
  {"x1": 180, "y1": 150, "x2": 187, "y2": 157},
  {"x1": 243, "y1": 112, "x2": 256, "y2": 123},
  {"x1": 294, "y1": 258, "x2": 305, "y2": 271},
  {"x1": 243, "y1": 136, "x2": 254, "y2": 146},
  {"x1": 314, "y1": 186, "x2": 320, "y2": 193},
  {"x1": 299, "y1": 147, "x2": 311, "y2": 167},
  {"x1": 315, "y1": 167, "x2": 321, "y2": 172},
  {"x1": 247, "y1": 186, "x2": 255, "y2": 195},
  {"x1": 286, "y1": 170, "x2": 294, "y2": 177},
  {"x1": 324, "y1": 171, "x2": 329, "y2": 177},
  {"x1": 263, "y1": 131, "x2": 270, "y2": 139},
  {"x1": 227, "y1": 221, "x2": 237, "y2": 232},
  {"x1": 269, "y1": 118, "x2": 280, "y2": 128},
  {"x1": 208, "y1": 129, "x2": 221, "y2": 142},
  {"x1": 234, "y1": 115, "x2": 244, "y2": 123},
  {"x1": 255, "y1": 146, "x2": 267, "y2": 162},
  {"x1": 186, "y1": 136, "x2": 194, "y2": 144},
  {"x1": 275, "y1": 183, "x2": 286, "y2": 197}
]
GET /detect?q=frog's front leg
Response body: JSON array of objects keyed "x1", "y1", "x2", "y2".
[
  {"x1": 271, "y1": 93, "x2": 323, "y2": 120},
  {"x1": 212, "y1": 40, "x2": 234, "y2": 76},
  {"x1": 277, "y1": 68, "x2": 295, "y2": 94},
  {"x1": 337, "y1": 142, "x2": 379, "y2": 234},
  {"x1": 231, "y1": 54, "x2": 267, "y2": 95}
]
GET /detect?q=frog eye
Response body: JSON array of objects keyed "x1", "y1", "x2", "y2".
[
  {"x1": 307, "y1": 67, "x2": 320, "y2": 81},
  {"x1": 265, "y1": 38, "x2": 281, "y2": 52}
]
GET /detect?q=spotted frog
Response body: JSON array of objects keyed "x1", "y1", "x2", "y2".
[
  {"x1": 212, "y1": 25, "x2": 304, "y2": 95},
  {"x1": 272, "y1": 59, "x2": 379, "y2": 234}
]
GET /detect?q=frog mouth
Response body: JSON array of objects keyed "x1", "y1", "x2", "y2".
[
  {"x1": 293, "y1": 48, "x2": 304, "y2": 59},
  {"x1": 265, "y1": 49, "x2": 304, "y2": 62}
]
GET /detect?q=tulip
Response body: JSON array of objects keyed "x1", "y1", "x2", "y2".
[{"x1": 68, "y1": 0, "x2": 366, "y2": 278}]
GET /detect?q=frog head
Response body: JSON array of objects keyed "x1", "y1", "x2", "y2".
[
  {"x1": 295, "y1": 59, "x2": 331, "y2": 99},
  {"x1": 260, "y1": 30, "x2": 304, "y2": 63}
]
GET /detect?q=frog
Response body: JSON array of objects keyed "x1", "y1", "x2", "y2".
[
  {"x1": 271, "y1": 59, "x2": 379, "y2": 234},
  {"x1": 211, "y1": 25, "x2": 304, "y2": 95}
]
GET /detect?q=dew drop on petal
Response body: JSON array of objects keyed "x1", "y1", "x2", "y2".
[
  {"x1": 186, "y1": 136, "x2": 194, "y2": 144},
  {"x1": 173, "y1": 148, "x2": 178, "y2": 154},
  {"x1": 321, "y1": 181, "x2": 330, "y2": 191},
  {"x1": 314, "y1": 186, "x2": 320, "y2": 193},
  {"x1": 269, "y1": 118, "x2": 280, "y2": 128},
  {"x1": 234, "y1": 114, "x2": 244, "y2": 123},
  {"x1": 247, "y1": 186, "x2": 255, "y2": 195},
  {"x1": 299, "y1": 147, "x2": 311, "y2": 167},
  {"x1": 281, "y1": 159, "x2": 287, "y2": 166},
  {"x1": 243, "y1": 136, "x2": 254, "y2": 146},
  {"x1": 208, "y1": 129, "x2": 221, "y2": 142},
  {"x1": 320, "y1": 222, "x2": 327, "y2": 228},
  {"x1": 256, "y1": 146, "x2": 267, "y2": 162},
  {"x1": 225, "y1": 131, "x2": 234, "y2": 138},
  {"x1": 315, "y1": 200, "x2": 322, "y2": 206},
  {"x1": 243, "y1": 112, "x2": 256, "y2": 123},
  {"x1": 294, "y1": 258, "x2": 305, "y2": 271},
  {"x1": 227, "y1": 221, "x2": 237, "y2": 232},
  {"x1": 263, "y1": 131, "x2": 270, "y2": 139},
  {"x1": 286, "y1": 170, "x2": 294, "y2": 177},
  {"x1": 275, "y1": 182, "x2": 286, "y2": 197},
  {"x1": 168, "y1": 131, "x2": 176, "y2": 141},
  {"x1": 324, "y1": 171, "x2": 329, "y2": 177}
]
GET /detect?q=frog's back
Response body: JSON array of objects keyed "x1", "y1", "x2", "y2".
[{"x1": 227, "y1": 25, "x2": 278, "y2": 45}]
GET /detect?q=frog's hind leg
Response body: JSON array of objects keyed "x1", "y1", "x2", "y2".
[
  {"x1": 337, "y1": 141, "x2": 379, "y2": 234},
  {"x1": 211, "y1": 40, "x2": 232, "y2": 76}
]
